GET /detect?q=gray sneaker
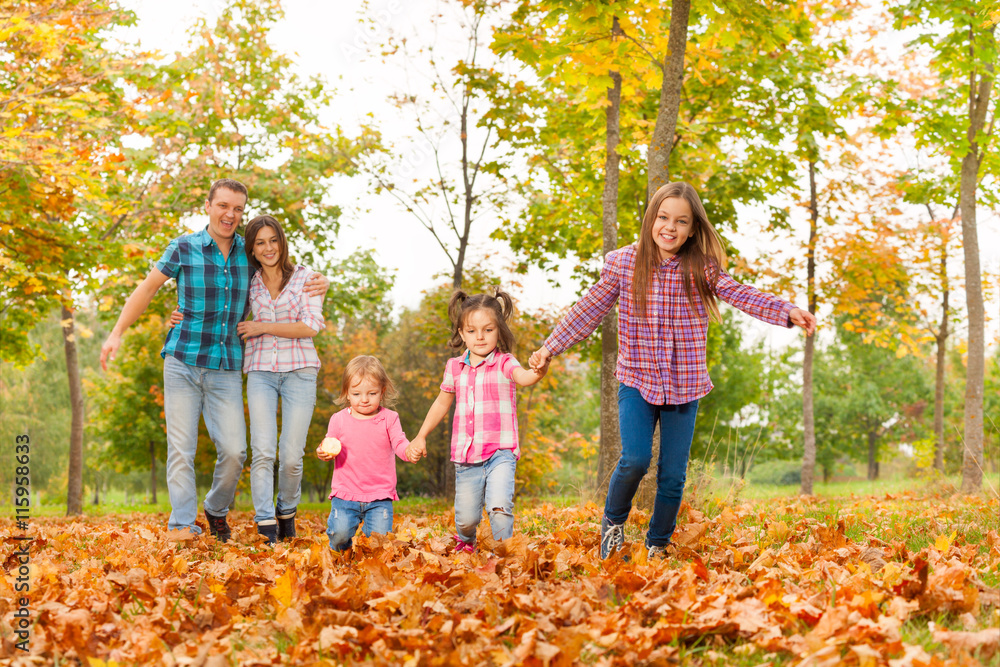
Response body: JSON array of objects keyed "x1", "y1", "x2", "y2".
[
  {"x1": 647, "y1": 544, "x2": 667, "y2": 560},
  {"x1": 600, "y1": 516, "x2": 625, "y2": 559}
]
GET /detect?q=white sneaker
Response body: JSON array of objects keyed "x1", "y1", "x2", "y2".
[{"x1": 600, "y1": 517, "x2": 625, "y2": 559}]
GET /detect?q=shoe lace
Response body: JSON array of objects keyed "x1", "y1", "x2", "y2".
[
  {"x1": 602, "y1": 523, "x2": 624, "y2": 554},
  {"x1": 648, "y1": 545, "x2": 666, "y2": 559}
]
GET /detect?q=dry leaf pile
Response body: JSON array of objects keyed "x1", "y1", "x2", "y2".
[{"x1": 1, "y1": 493, "x2": 997, "y2": 666}]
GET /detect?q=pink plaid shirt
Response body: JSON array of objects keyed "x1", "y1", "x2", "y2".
[
  {"x1": 545, "y1": 244, "x2": 796, "y2": 405},
  {"x1": 441, "y1": 350, "x2": 521, "y2": 464},
  {"x1": 243, "y1": 266, "x2": 324, "y2": 373}
]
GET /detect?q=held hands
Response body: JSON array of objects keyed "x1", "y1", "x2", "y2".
[
  {"x1": 529, "y1": 345, "x2": 552, "y2": 373},
  {"x1": 789, "y1": 308, "x2": 817, "y2": 336},
  {"x1": 405, "y1": 437, "x2": 427, "y2": 463}
]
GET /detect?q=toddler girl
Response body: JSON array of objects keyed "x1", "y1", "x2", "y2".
[
  {"x1": 408, "y1": 289, "x2": 546, "y2": 552},
  {"x1": 317, "y1": 355, "x2": 416, "y2": 551}
]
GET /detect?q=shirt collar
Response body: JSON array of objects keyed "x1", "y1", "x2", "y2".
[
  {"x1": 460, "y1": 348, "x2": 499, "y2": 368},
  {"x1": 197, "y1": 226, "x2": 245, "y2": 250},
  {"x1": 659, "y1": 254, "x2": 681, "y2": 267}
]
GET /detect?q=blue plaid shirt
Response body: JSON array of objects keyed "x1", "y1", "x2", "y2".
[{"x1": 156, "y1": 227, "x2": 252, "y2": 370}]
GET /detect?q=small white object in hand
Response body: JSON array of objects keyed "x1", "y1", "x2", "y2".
[{"x1": 320, "y1": 437, "x2": 342, "y2": 456}]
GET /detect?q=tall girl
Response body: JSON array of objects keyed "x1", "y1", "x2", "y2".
[
  {"x1": 408, "y1": 289, "x2": 547, "y2": 552},
  {"x1": 241, "y1": 215, "x2": 324, "y2": 544},
  {"x1": 531, "y1": 182, "x2": 816, "y2": 559}
]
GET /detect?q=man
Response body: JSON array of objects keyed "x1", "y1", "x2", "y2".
[{"x1": 100, "y1": 178, "x2": 326, "y2": 541}]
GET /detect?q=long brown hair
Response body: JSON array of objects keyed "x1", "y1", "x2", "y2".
[
  {"x1": 244, "y1": 215, "x2": 295, "y2": 292},
  {"x1": 335, "y1": 355, "x2": 399, "y2": 408},
  {"x1": 632, "y1": 182, "x2": 728, "y2": 322},
  {"x1": 447, "y1": 288, "x2": 516, "y2": 354}
]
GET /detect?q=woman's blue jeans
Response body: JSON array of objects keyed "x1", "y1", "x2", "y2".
[
  {"x1": 246, "y1": 369, "x2": 317, "y2": 525},
  {"x1": 605, "y1": 383, "x2": 699, "y2": 547}
]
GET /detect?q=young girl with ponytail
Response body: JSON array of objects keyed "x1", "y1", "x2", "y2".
[{"x1": 408, "y1": 289, "x2": 547, "y2": 552}]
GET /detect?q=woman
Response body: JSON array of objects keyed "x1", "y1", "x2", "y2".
[{"x1": 238, "y1": 215, "x2": 324, "y2": 544}]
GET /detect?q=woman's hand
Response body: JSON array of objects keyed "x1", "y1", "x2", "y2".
[
  {"x1": 237, "y1": 320, "x2": 269, "y2": 341},
  {"x1": 529, "y1": 345, "x2": 552, "y2": 371},
  {"x1": 789, "y1": 308, "x2": 817, "y2": 336},
  {"x1": 168, "y1": 308, "x2": 183, "y2": 328}
]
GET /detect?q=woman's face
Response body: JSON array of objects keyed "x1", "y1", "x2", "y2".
[{"x1": 253, "y1": 225, "x2": 283, "y2": 268}]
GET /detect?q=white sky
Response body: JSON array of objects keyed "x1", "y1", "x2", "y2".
[{"x1": 120, "y1": 0, "x2": 999, "y2": 353}]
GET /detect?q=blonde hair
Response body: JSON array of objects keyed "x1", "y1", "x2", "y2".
[
  {"x1": 335, "y1": 355, "x2": 398, "y2": 408},
  {"x1": 633, "y1": 182, "x2": 728, "y2": 321}
]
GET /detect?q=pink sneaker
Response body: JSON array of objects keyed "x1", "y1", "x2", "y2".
[{"x1": 453, "y1": 535, "x2": 475, "y2": 553}]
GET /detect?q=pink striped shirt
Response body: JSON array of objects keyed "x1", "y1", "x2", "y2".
[
  {"x1": 326, "y1": 407, "x2": 410, "y2": 502},
  {"x1": 441, "y1": 350, "x2": 521, "y2": 464},
  {"x1": 545, "y1": 244, "x2": 797, "y2": 405},
  {"x1": 243, "y1": 266, "x2": 324, "y2": 373}
]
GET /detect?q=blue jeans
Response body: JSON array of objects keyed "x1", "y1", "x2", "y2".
[
  {"x1": 247, "y1": 369, "x2": 317, "y2": 525},
  {"x1": 605, "y1": 384, "x2": 699, "y2": 547},
  {"x1": 454, "y1": 449, "x2": 517, "y2": 544},
  {"x1": 326, "y1": 497, "x2": 394, "y2": 551},
  {"x1": 163, "y1": 355, "x2": 247, "y2": 533}
]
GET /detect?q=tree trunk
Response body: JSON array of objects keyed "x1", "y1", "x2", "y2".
[
  {"x1": 597, "y1": 19, "x2": 623, "y2": 501},
  {"x1": 646, "y1": 0, "x2": 690, "y2": 198},
  {"x1": 800, "y1": 160, "x2": 818, "y2": 495},
  {"x1": 933, "y1": 235, "x2": 949, "y2": 473},
  {"x1": 636, "y1": 0, "x2": 690, "y2": 512},
  {"x1": 62, "y1": 304, "x2": 85, "y2": 516},
  {"x1": 867, "y1": 430, "x2": 878, "y2": 481},
  {"x1": 150, "y1": 440, "x2": 158, "y2": 504},
  {"x1": 959, "y1": 29, "x2": 992, "y2": 494}
]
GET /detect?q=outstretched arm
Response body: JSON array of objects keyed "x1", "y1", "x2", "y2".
[
  {"x1": 100, "y1": 268, "x2": 170, "y2": 370},
  {"x1": 511, "y1": 363, "x2": 547, "y2": 387},
  {"x1": 789, "y1": 308, "x2": 817, "y2": 336},
  {"x1": 406, "y1": 390, "x2": 456, "y2": 461}
]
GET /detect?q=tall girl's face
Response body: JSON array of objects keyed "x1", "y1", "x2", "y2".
[
  {"x1": 651, "y1": 196, "x2": 693, "y2": 260},
  {"x1": 252, "y1": 225, "x2": 283, "y2": 269},
  {"x1": 348, "y1": 375, "x2": 383, "y2": 416},
  {"x1": 459, "y1": 308, "x2": 500, "y2": 361}
]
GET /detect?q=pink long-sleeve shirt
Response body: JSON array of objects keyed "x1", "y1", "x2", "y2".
[{"x1": 326, "y1": 407, "x2": 410, "y2": 502}]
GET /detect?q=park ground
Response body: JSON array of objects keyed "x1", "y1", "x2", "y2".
[{"x1": 0, "y1": 477, "x2": 998, "y2": 666}]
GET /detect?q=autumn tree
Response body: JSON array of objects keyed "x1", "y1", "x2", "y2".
[
  {"x1": 494, "y1": 0, "x2": 855, "y2": 500},
  {"x1": 357, "y1": 0, "x2": 516, "y2": 290},
  {"x1": 3, "y1": 0, "x2": 378, "y2": 514},
  {"x1": 886, "y1": 1, "x2": 998, "y2": 493},
  {"x1": 0, "y1": 0, "x2": 151, "y2": 515}
]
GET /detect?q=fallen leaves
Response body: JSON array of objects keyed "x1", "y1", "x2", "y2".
[{"x1": 0, "y1": 493, "x2": 997, "y2": 665}]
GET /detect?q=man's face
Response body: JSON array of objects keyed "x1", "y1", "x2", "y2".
[{"x1": 204, "y1": 187, "x2": 247, "y2": 241}]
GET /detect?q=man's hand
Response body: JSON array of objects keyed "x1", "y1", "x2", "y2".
[
  {"x1": 304, "y1": 272, "x2": 329, "y2": 298},
  {"x1": 100, "y1": 334, "x2": 122, "y2": 372}
]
